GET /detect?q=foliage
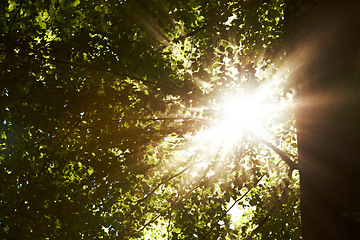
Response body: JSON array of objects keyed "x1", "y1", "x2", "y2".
[{"x1": 1, "y1": 0, "x2": 300, "y2": 239}]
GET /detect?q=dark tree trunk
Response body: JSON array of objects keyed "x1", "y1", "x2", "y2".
[{"x1": 285, "y1": 1, "x2": 360, "y2": 239}]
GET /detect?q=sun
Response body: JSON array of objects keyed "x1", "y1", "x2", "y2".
[
  {"x1": 187, "y1": 88, "x2": 279, "y2": 161},
  {"x1": 219, "y1": 94, "x2": 266, "y2": 135},
  {"x1": 206, "y1": 81, "x2": 283, "y2": 145},
  {"x1": 191, "y1": 58, "x2": 290, "y2": 149},
  {"x1": 177, "y1": 58, "x2": 294, "y2": 178}
]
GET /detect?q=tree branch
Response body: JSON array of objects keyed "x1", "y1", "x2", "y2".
[
  {"x1": 148, "y1": 117, "x2": 206, "y2": 122},
  {"x1": 130, "y1": 164, "x2": 217, "y2": 239},
  {"x1": 7, "y1": 0, "x2": 24, "y2": 33},
  {"x1": 251, "y1": 134, "x2": 298, "y2": 172},
  {"x1": 246, "y1": 181, "x2": 299, "y2": 239},
  {"x1": 200, "y1": 169, "x2": 269, "y2": 240},
  {"x1": 129, "y1": 214, "x2": 161, "y2": 239},
  {"x1": 136, "y1": 157, "x2": 197, "y2": 204},
  {"x1": 201, "y1": 151, "x2": 286, "y2": 240},
  {"x1": 17, "y1": 117, "x2": 84, "y2": 211}
]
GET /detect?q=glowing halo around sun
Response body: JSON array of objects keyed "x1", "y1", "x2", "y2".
[
  {"x1": 212, "y1": 89, "x2": 279, "y2": 137},
  {"x1": 188, "y1": 73, "x2": 292, "y2": 158}
]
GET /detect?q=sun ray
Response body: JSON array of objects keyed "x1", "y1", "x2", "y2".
[{"x1": 172, "y1": 56, "x2": 296, "y2": 182}]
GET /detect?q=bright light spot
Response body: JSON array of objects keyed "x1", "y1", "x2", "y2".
[
  {"x1": 203, "y1": 84, "x2": 284, "y2": 148},
  {"x1": 174, "y1": 59, "x2": 294, "y2": 193},
  {"x1": 219, "y1": 94, "x2": 265, "y2": 135},
  {"x1": 182, "y1": 71, "x2": 292, "y2": 175},
  {"x1": 228, "y1": 200, "x2": 244, "y2": 217},
  {"x1": 228, "y1": 200, "x2": 257, "y2": 229},
  {"x1": 102, "y1": 226, "x2": 109, "y2": 234}
]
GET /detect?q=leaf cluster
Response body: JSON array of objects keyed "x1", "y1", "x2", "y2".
[{"x1": 0, "y1": 0, "x2": 299, "y2": 239}]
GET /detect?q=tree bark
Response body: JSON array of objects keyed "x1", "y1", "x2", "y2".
[{"x1": 285, "y1": 1, "x2": 360, "y2": 239}]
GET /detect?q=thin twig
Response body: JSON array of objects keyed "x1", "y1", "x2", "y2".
[
  {"x1": 136, "y1": 165, "x2": 192, "y2": 204},
  {"x1": 131, "y1": 165, "x2": 215, "y2": 239},
  {"x1": 7, "y1": 0, "x2": 25, "y2": 33},
  {"x1": 245, "y1": 179, "x2": 298, "y2": 239},
  {"x1": 148, "y1": 117, "x2": 206, "y2": 122},
  {"x1": 200, "y1": 171, "x2": 268, "y2": 240},
  {"x1": 129, "y1": 214, "x2": 161, "y2": 239},
  {"x1": 17, "y1": 117, "x2": 84, "y2": 210}
]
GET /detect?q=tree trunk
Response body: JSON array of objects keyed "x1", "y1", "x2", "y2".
[{"x1": 285, "y1": 1, "x2": 360, "y2": 239}]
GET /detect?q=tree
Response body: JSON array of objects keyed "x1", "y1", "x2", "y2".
[
  {"x1": 7, "y1": 0, "x2": 356, "y2": 239},
  {"x1": 285, "y1": 0, "x2": 360, "y2": 239}
]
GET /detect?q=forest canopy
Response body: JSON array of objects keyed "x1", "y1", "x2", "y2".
[{"x1": 1, "y1": 0, "x2": 301, "y2": 239}]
